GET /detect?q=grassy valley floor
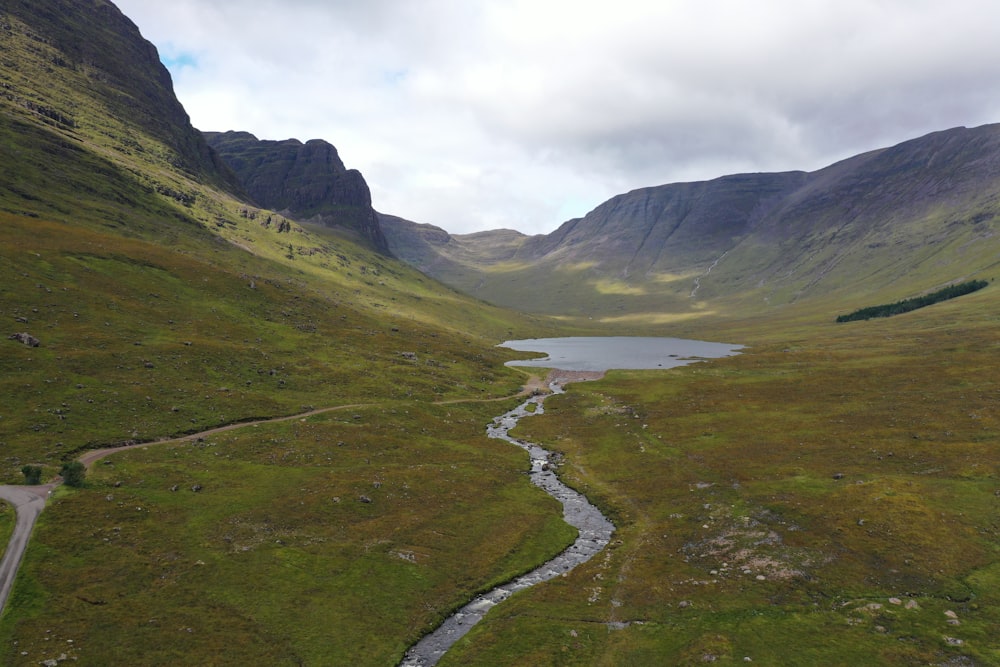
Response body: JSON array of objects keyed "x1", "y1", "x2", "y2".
[
  {"x1": 439, "y1": 290, "x2": 1000, "y2": 666},
  {"x1": 0, "y1": 397, "x2": 576, "y2": 665}
]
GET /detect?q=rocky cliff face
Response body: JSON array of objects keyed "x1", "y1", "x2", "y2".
[
  {"x1": 205, "y1": 131, "x2": 389, "y2": 253},
  {"x1": 0, "y1": 0, "x2": 243, "y2": 195}
]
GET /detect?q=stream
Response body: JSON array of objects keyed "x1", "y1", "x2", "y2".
[{"x1": 400, "y1": 381, "x2": 616, "y2": 666}]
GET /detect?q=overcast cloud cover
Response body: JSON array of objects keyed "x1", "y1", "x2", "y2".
[{"x1": 114, "y1": 0, "x2": 1000, "y2": 235}]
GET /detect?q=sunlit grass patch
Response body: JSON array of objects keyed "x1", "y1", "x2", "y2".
[{"x1": 592, "y1": 279, "x2": 648, "y2": 296}]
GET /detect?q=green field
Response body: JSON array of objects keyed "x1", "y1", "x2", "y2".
[{"x1": 441, "y1": 288, "x2": 1000, "y2": 665}]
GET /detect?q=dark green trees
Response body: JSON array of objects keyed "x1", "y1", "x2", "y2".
[
  {"x1": 59, "y1": 461, "x2": 86, "y2": 487},
  {"x1": 837, "y1": 280, "x2": 988, "y2": 322},
  {"x1": 20, "y1": 465, "x2": 42, "y2": 485}
]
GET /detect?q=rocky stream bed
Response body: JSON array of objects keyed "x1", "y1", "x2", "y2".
[{"x1": 400, "y1": 381, "x2": 615, "y2": 666}]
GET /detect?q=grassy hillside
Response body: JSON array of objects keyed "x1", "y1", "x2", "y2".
[{"x1": 0, "y1": 2, "x2": 578, "y2": 664}]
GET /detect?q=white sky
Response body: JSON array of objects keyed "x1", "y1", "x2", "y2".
[{"x1": 114, "y1": 0, "x2": 1000, "y2": 235}]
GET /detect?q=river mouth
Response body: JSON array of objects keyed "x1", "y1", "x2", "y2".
[{"x1": 498, "y1": 336, "x2": 743, "y2": 372}]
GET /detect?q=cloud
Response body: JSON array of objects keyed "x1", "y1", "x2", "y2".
[{"x1": 115, "y1": 0, "x2": 1000, "y2": 234}]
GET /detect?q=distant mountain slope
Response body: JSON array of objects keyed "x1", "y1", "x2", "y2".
[
  {"x1": 205, "y1": 131, "x2": 389, "y2": 253},
  {"x1": 382, "y1": 124, "x2": 1000, "y2": 323}
]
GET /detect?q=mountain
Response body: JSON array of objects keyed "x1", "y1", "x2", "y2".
[
  {"x1": 0, "y1": 0, "x2": 242, "y2": 195},
  {"x1": 205, "y1": 130, "x2": 390, "y2": 253},
  {"x1": 6, "y1": 1, "x2": 1000, "y2": 665},
  {"x1": 0, "y1": 4, "x2": 569, "y2": 663},
  {"x1": 383, "y1": 124, "x2": 1000, "y2": 324}
]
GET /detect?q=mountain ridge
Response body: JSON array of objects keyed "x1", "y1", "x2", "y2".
[{"x1": 381, "y1": 123, "x2": 1000, "y2": 322}]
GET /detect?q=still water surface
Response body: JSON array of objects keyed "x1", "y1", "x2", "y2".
[{"x1": 499, "y1": 336, "x2": 743, "y2": 371}]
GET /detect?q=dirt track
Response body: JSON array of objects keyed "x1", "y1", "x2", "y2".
[{"x1": 0, "y1": 484, "x2": 56, "y2": 613}]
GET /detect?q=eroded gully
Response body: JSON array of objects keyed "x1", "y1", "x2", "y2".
[{"x1": 400, "y1": 381, "x2": 616, "y2": 666}]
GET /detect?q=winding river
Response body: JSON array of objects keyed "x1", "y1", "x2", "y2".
[
  {"x1": 401, "y1": 336, "x2": 742, "y2": 666},
  {"x1": 400, "y1": 380, "x2": 616, "y2": 666}
]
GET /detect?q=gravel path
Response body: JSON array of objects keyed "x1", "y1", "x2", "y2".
[{"x1": 0, "y1": 483, "x2": 56, "y2": 614}]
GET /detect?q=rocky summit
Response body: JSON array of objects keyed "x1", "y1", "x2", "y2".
[{"x1": 204, "y1": 130, "x2": 389, "y2": 253}]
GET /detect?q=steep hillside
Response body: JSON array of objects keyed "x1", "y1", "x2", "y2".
[
  {"x1": 205, "y1": 130, "x2": 389, "y2": 253},
  {"x1": 0, "y1": 0, "x2": 565, "y2": 469},
  {"x1": 0, "y1": 0, "x2": 242, "y2": 196},
  {"x1": 0, "y1": 5, "x2": 573, "y2": 663},
  {"x1": 383, "y1": 125, "x2": 1000, "y2": 327}
]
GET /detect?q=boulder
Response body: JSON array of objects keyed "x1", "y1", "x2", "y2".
[{"x1": 9, "y1": 332, "x2": 40, "y2": 347}]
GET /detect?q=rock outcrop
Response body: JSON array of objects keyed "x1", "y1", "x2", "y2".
[
  {"x1": 204, "y1": 131, "x2": 389, "y2": 253},
  {"x1": 9, "y1": 332, "x2": 40, "y2": 347}
]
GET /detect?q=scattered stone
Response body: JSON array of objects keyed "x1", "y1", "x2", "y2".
[
  {"x1": 400, "y1": 351, "x2": 417, "y2": 361},
  {"x1": 832, "y1": 472, "x2": 844, "y2": 480},
  {"x1": 756, "y1": 575, "x2": 766, "y2": 581},
  {"x1": 945, "y1": 610, "x2": 958, "y2": 619},
  {"x1": 9, "y1": 332, "x2": 40, "y2": 347},
  {"x1": 359, "y1": 495, "x2": 372, "y2": 503},
  {"x1": 170, "y1": 485, "x2": 179, "y2": 492},
  {"x1": 905, "y1": 600, "x2": 920, "y2": 610},
  {"x1": 944, "y1": 637, "x2": 964, "y2": 646},
  {"x1": 888, "y1": 597, "x2": 902, "y2": 605},
  {"x1": 678, "y1": 600, "x2": 691, "y2": 608},
  {"x1": 191, "y1": 484, "x2": 202, "y2": 492}
]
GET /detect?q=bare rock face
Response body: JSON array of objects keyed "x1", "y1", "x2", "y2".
[{"x1": 204, "y1": 131, "x2": 389, "y2": 253}]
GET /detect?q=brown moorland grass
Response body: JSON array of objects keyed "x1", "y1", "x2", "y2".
[
  {"x1": 440, "y1": 290, "x2": 1000, "y2": 665},
  {"x1": 0, "y1": 399, "x2": 577, "y2": 665}
]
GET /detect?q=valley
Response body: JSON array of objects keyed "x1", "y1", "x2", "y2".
[{"x1": 1, "y1": 1, "x2": 999, "y2": 665}]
